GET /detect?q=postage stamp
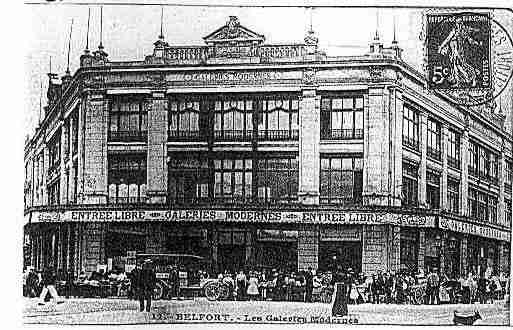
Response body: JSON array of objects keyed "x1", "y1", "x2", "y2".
[
  {"x1": 425, "y1": 11, "x2": 513, "y2": 106},
  {"x1": 21, "y1": 1, "x2": 512, "y2": 327},
  {"x1": 426, "y1": 12, "x2": 492, "y2": 90}
]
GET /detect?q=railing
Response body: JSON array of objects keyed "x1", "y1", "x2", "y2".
[
  {"x1": 168, "y1": 130, "x2": 204, "y2": 141},
  {"x1": 162, "y1": 44, "x2": 307, "y2": 62},
  {"x1": 321, "y1": 129, "x2": 363, "y2": 140},
  {"x1": 214, "y1": 130, "x2": 252, "y2": 141},
  {"x1": 258, "y1": 129, "x2": 299, "y2": 140},
  {"x1": 165, "y1": 46, "x2": 212, "y2": 61},
  {"x1": 448, "y1": 156, "x2": 460, "y2": 170},
  {"x1": 108, "y1": 130, "x2": 148, "y2": 142},
  {"x1": 427, "y1": 146, "x2": 441, "y2": 161},
  {"x1": 402, "y1": 136, "x2": 420, "y2": 151}
]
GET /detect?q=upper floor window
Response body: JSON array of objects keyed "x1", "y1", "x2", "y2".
[
  {"x1": 48, "y1": 181, "x2": 60, "y2": 206},
  {"x1": 402, "y1": 162, "x2": 418, "y2": 207},
  {"x1": 468, "y1": 142, "x2": 478, "y2": 177},
  {"x1": 258, "y1": 98, "x2": 299, "y2": 140},
  {"x1": 108, "y1": 154, "x2": 147, "y2": 204},
  {"x1": 320, "y1": 96, "x2": 364, "y2": 140},
  {"x1": 257, "y1": 156, "x2": 299, "y2": 204},
  {"x1": 402, "y1": 104, "x2": 420, "y2": 151},
  {"x1": 214, "y1": 99, "x2": 253, "y2": 141},
  {"x1": 469, "y1": 140, "x2": 499, "y2": 184},
  {"x1": 505, "y1": 160, "x2": 512, "y2": 190},
  {"x1": 48, "y1": 133, "x2": 61, "y2": 176},
  {"x1": 108, "y1": 97, "x2": 148, "y2": 142},
  {"x1": 168, "y1": 99, "x2": 207, "y2": 141},
  {"x1": 214, "y1": 156, "x2": 253, "y2": 203},
  {"x1": 320, "y1": 155, "x2": 363, "y2": 205},
  {"x1": 426, "y1": 170, "x2": 440, "y2": 209},
  {"x1": 427, "y1": 118, "x2": 441, "y2": 161},
  {"x1": 447, "y1": 179, "x2": 460, "y2": 214},
  {"x1": 71, "y1": 111, "x2": 79, "y2": 156},
  {"x1": 447, "y1": 129, "x2": 460, "y2": 169},
  {"x1": 505, "y1": 199, "x2": 512, "y2": 227},
  {"x1": 168, "y1": 154, "x2": 209, "y2": 205}
]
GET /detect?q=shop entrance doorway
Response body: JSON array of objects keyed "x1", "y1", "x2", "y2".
[
  {"x1": 319, "y1": 241, "x2": 362, "y2": 273},
  {"x1": 255, "y1": 242, "x2": 298, "y2": 272},
  {"x1": 218, "y1": 245, "x2": 245, "y2": 273}
]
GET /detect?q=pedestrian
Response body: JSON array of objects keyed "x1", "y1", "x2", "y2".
[
  {"x1": 38, "y1": 267, "x2": 64, "y2": 305},
  {"x1": 460, "y1": 273, "x2": 471, "y2": 304},
  {"x1": 477, "y1": 274, "x2": 488, "y2": 304},
  {"x1": 169, "y1": 265, "x2": 180, "y2": 300},
  {"x1": 304, "y1": 267, "x2": 314, "y2": 303},
  {"x1": 235, "y1": 270, "x2": 247, "y2": 301},
  {"x1": 247, "y1": 271, "x2": 260, "y2": 300},
  {"x1": 137, "y1": 259, "x2": 156, "y2": 312},
  {"x1": 371, "y1": 274, "x2": 381, "y2": 304},
  {"x1": 331, "y1": 265, "x2": 348, "y2": 317},
  {"x1": 26, "y1": 268, "x2": 40, "y2": 298}
]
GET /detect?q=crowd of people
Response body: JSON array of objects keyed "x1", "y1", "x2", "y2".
[
  {"x1": 23, "y1": 263, "x2": 510, "y2": 308},
  {"x1": 208, "y1": 266, "x2": 510, "y2": 306}
]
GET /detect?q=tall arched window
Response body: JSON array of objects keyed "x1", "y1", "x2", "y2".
[
  {"x1": 258, "y1": 98, "x2": 299, "y2": 140},
  {"x1": 168, "y1": 100, "x2": 202, "y2": 140},
  {"x1": 214, "y1": 99, "x2": 253, "y2": 140}
]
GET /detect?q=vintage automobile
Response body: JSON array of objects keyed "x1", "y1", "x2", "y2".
[{"x1": 135, "y1": 253, "x2": 210, "y2": 300}]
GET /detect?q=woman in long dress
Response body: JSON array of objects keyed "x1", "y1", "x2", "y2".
[
  {"x1": 247, "y1": 272, "x2": 260, "y2": 300},
  {"x1": 331, "y1": 266, "x2": 348, "y2": 317}
]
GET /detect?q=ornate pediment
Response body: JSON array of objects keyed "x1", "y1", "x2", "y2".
[{"x1": 203, "y1": 16, "x2": 265, "y2": 45}]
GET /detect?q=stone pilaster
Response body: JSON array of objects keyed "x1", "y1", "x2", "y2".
[
  {"x1": 81, "y1": 92, "x2": 108, "y2": 204},
  {"x1": 146, "y1": 223, "x2": 165, "y2": 253},
  {"x1": 441, "y1": 124, "x2": 449, "y2": 210},
  {"x1": 245, "y1": 230, "x2": 253, "y2": 268},
  {"x1": 388, "y1": 225, "x2": 401, "y2": 272},
  {"x1": 363, "y1": 86, "x2": 394, "y2": 206},
  {"x1": 460, "y1": 234, "x2": 468, "y2": 276},
  {"x1": 298, "y1": 88, "x2": 320, "y2": 205},
  {"x1": 392, "y1": 89, "x2": 403, "y2": 207},
  {"x1": 81, "y1": 222, "x2": 104, "y2": 274},
  {"x1": 418, "y1": 112, "x2": 428, "y2": 207},
  {"x1": 460, "y1": 129, "x2": 469, "y2": 216},
  {"x1": 362, "y1": 225, "x2": 387, "y2": 274},
  {"x1": 60, "y1": 122, "x2": 69, "y2": 205},
  {"x1": 42, "y1": 147, "x2": 49, "y2": 205},
  {"x1": 418, "y1": 229, "x2": 426, "y2": 272},
  {"x1": 147, "y1": 92, "x2": 168, "y2": 204},
  {"x1": 439, "y1": 231, "x2": 448, "y2": 273},
  {"x1": 298, "y1": 225, "x2": 318, "y2": 271},
  {"x1": 498, "y1": 241, "x2": 510, "y2": 274},
  {"x1": 499, "y1": 143, "x2": 506, "y2": 225}
]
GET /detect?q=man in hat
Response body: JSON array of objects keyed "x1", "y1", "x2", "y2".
[{"x1": 138, "y1": 259, "x2": 156, "y2": 312}]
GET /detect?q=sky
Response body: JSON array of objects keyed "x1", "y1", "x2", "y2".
[{"x1": 25, "y1": 3, "x2": 513, "y2": 137}]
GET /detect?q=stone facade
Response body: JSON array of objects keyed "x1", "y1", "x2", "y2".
[{"x1": 23, "y1": 16, "x2": 511, "y2": 277}]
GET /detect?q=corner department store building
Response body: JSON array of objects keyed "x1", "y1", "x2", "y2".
[{"x1": 24, "y1": 16, "x2": 512, "y2": 277}]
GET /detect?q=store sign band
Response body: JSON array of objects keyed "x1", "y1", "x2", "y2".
[
  {"x1": 31, "y1": 209, "x2": 435, "y2": 227},
  {"x1": 439, "y1": 217, "x2": 510, "y2": 242}
]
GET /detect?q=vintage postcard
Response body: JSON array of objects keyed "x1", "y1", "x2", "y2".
[{"x1": 22, "y1": 0, "x2": 512, "y2": 326}]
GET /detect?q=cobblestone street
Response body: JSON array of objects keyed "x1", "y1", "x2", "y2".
[{"x1": 23, "y1": 298, "x2": 509, "y2": 325}]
